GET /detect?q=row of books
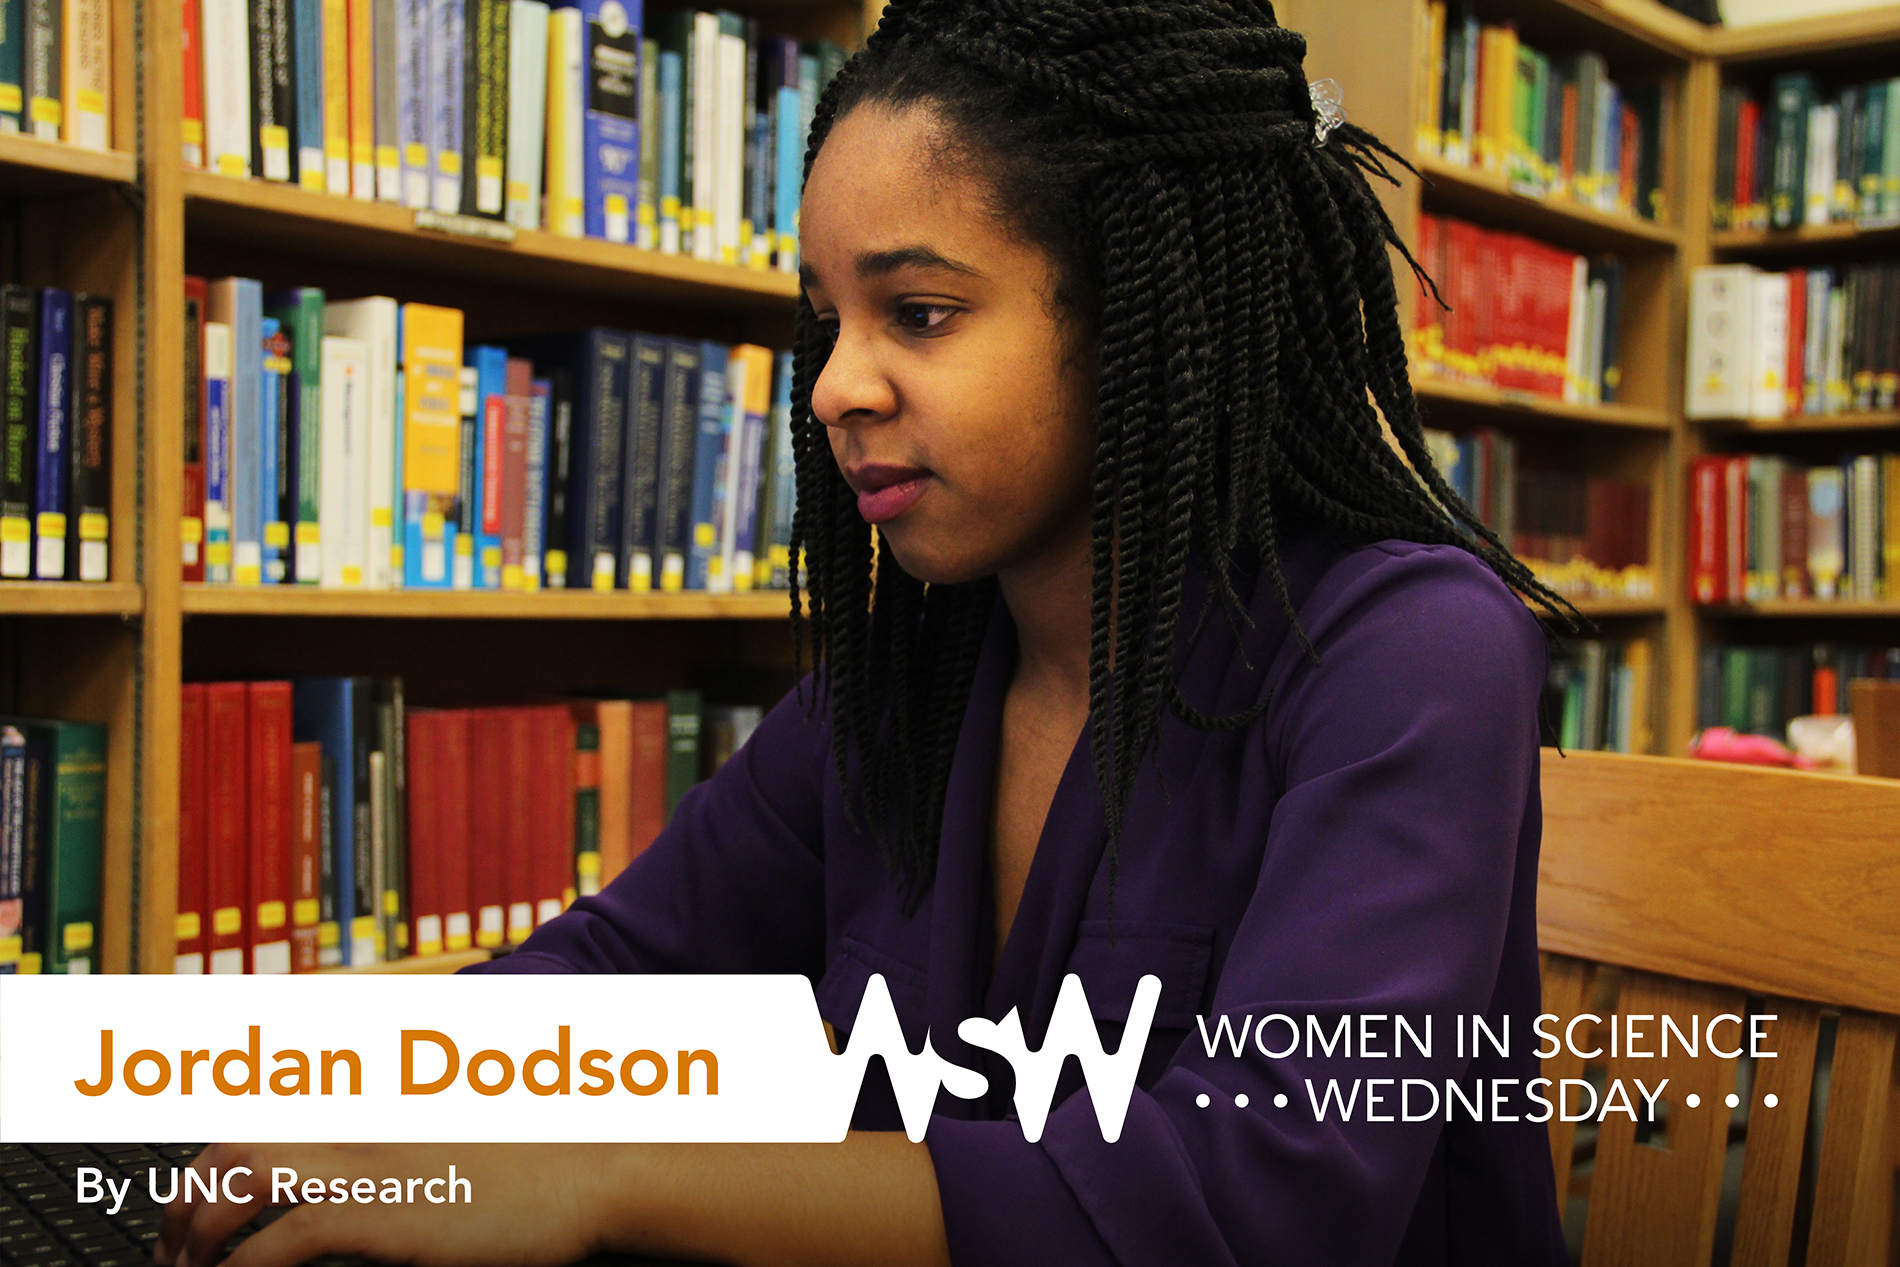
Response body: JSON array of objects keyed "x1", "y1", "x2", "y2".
[
  {"x1": 1689, "y1": 452, "x2": 1899, "y2": 606},
  {"x1": 1422, "y1": 426, "x2": 1654, "y2": 602},
  {"x1": 1697, "y1": 643, "x2": 1899, "y2": 739},
  {"x1": 1713, "y1": 73, "x2": 1900, "y2": 233},
  {"x1": 1686, "y1": 263, "x2": 1900, "y2": 422},
  {"x1": 0, "y1": 716, "x2": 105, "y2": 974},
  {"x1": 0, "y1": 286, "x2": 113, "y2": 582},
  {"x1": 176, "y1": 678, "x2": 758, "y2": 972},
  {"x1": 1545, "y1": 637, "x2": 1653, "y2": 755},
  {"x1": 181, "y1": 279, "x2": 796, "y2": 594},
  {"x1": 1412, "y1": 212, "x2": 1626, "y2": 408},
  {"x1": 1413, "y1": 3, "x2": 1664, "y2": 221},
  {"x1": 181, "y1": 0, "x2": 845, "y2": 264},
  {"x1": 0, "y1": 0, "x2": 113, "y2": 148}
]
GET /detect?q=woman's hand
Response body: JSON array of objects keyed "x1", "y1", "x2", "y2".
[{"x1": 155, "y1": 1143, "x2": 608, "y2": 1267}]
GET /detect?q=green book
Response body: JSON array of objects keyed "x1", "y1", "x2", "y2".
[
  {"x1": 1768, "y1": 72, "x2": 1816, "y2": 231},
  {"x1": 3, "y1": 717, "x2": 105, "y2": 974},
  {"x1": 1722, "y1": 647, "x2": 1752, "y2": 732},
  {"x1": 265, "y1": 287, "x2": 326, "y2": 584},
  {"x1": 1860, "y1": 81, "x2": 1887, "y2": 219},
  {"x1": 663, "y1": 688, "x2": 701, "y2": 822}
]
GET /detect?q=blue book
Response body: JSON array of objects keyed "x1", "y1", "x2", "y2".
[
  {"x1": 620, "y1": 334, "x2": 664, "y2": 590},
  {"x1": 685, "y1": 340, "x2": 729, "y2": 590},
  {"x1": 656, "y1": 48, "x2": 682, "y2": 254},
  {"x1": 202, "y1": 326, "x2": 232, "y2": 584},
  {"x1": 467, "y1": 345, "x2": 508, "y2": 587},
  {"x1": 292, "y1": 677, "x2": 372, "y2": 967},
  {"x1": 507, "y1": 329, "x2": 628, "y2": 589},
  {"x1": 31, "y1": 288, "x2": 71, "y2": 581},
  {"x1": 215, "y1": 279, "x2": 265, "y2": 584},
  {"x1": 523, "y1": 377, "x2": 550, "y2": 589},
  {"x1": 580, "y1": 0, "x2": 641, "y2": 242},
  {"x1": 291, "y1": 0, "x2": 326, "y2": 188},
  {"x1": 763, "y1": 348, "x2": 794, "y2": 586},
  {"x1": 771, "y1": 40, "x2": 800, "y2": 270},
  {"x1": 259, "y1": 317, "x2": 293, "y2": 583},
  {"x1": 655, "y1": 337, "x2": 699, "y2": 590}
]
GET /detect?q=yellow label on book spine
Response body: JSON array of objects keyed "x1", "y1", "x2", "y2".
[
  {"x1": 261, "y1": 124, "x2": 289, "y2": 151},
  {"x1": 293, "y1": 898, "x2": 321, "y2": 926},
  {"x1": 405, "y1": 142, "x2": 428, "y2": 167},
  {"x1": 256, "y1": 900, "x2": 286, "y2": 930},
  {"x1": 62, "y1": 923, "x2": 93, "y2": 953},
  {"x1": 78, "y1": 511, "x2": 108, "y2": 541},
  {"x1": 300, "y1": 166, "x2": 326, "y2": 191},
  {"x1": 213, "y1": 906, "x2": 242, "y2": 936},
  {"x1": 1, "y1": 517, "x2": 27, "y2": 543},
  {"x1": 37, "y1": 511, "x2": 65, "y2": 539},
  {"x1": 0, "y1": 85, "x2": 20, "y2": 112},
  {"x1": 181, "y1": 516, "x2": 204, "y2": 543},
  {"x1": 295, "y1": 521, "x2": 320, "y2": 544},
  {"x1": 264, "y1": 521, "x2": 290, "y2": 548},
  {"x1": 174, "y1": 912, "x2": 201, "y2": 941},
  {"x1": 438, "y1": 151, "x2": 461, "y2": 175},
  {"x1": 30, "y1": 97, "x2": 61, "y2": 126},
  {"x1": 217, "y1": 153, "x2": 247, "y2": 177}
]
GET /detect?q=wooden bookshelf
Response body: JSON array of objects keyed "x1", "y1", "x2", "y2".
[
  {"x1": 1697, "y1": 410, "x2": 1900, "y2": 434},
  {"x1": 181, "y1": 585, "x2": 797, "y2": 620},
  {"x1": 0, "y1": 583, "x2": 143, "y2": 617},
  {"x1": 1413, "y1": 375, "x2": 1674, "y2": 430},
  {"x1": 1416, "y1": 155, "x2": 1684, "y2": 255},
  {"x1": 1709, "y1": 221, "x2": 1900, "y2": 255},
  {"x1": 0, "y1": 132, "x2": 138, "y2": 193},
  {"x1": 1706, "y1": 599, "x2": 1900, "y2": 619}
]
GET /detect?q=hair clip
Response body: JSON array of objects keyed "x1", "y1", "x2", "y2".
[{"x1": 1308, "y1": 78, "x2": 1344, "y2": 147}]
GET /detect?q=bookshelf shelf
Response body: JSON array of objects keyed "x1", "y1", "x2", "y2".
[
  {"x1": 1709, "y1": 222, "x2": 1900, "y2": 256},
  {"x1": 1413, "y1": 375, "x2": 1672, "y2": 430},
  {"x1": 319, "y1": 948, "x2": 493, "y2": 975},
  {"x1": 1697, "y1": 410, "x2": 1900, "y2": 434},
  {"x1": 1702, "y1": 4, "x2": 1900, "y2": 61},
  {"x1": 0, "y1": 133, "x2": 138, "y2": 194},
  {"x1": 180, "y1": 585, "x2": 797, "y2": 621},
  {"x1": 0, "y1": 582, "x2": 143, "y2": 617},
  {"x1": 1561, "y1": 598, "x2": 1667, "y2": 618},
  {"x1": 1703, "y1": 600, "x2": 1900, "y2": 618},
  {"x1": 1417, "y1": 156, "x2": 1682, "y2": 255},
  {"x1": 181, "y1": 172, "x2": 802, "y2": 311}
]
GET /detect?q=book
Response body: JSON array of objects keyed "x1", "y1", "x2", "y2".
[
  {"x1": 32, "y1": 287, "x2": 69, "y2": 581},
  {"x1": 621, "y1": 334, "x2": 664, "y2": 590},
  {"x1": 202, "y1": 0, "x2": 252, "y2": 173},
  {"x1": 463, "y1": 0, "x2": 509, "y2": 218},
  {"x1": 521, "y1": 376, "x2": 549, "y2": 590},
  {"x1": 0, "y1": 723, "x2": 23, "y2": 971},
  {"x1": 289, "y1": 0, "x2": 325, "y2": 188},
  {"x1": 318, "y1": 334, "x2": 371, "y2": 587},
  {"x1": 207, "y1": 278, "x2": 264, "y2": 584},
  {"x1": 247, "y1": 682, "x2": 294, "y2": 974},
  {"x1": 466, "y1": 344, "x2": 507, "y2": 588},
  {"x1": 467, "y1": 705, "x2": 506, "y2": 947},
  {"x1": 686, "y1": 340, "x2": 729, "y2": 590},
  {"x1": 205, "y1": 681, "x2": 248, "y2": 973},
  {"x1": 721, "y1": 343, "x2": 772, "y2": 592},
  {"x1": 59, "y1": 0, "x2": 107, "y2": 148},
  {"x1": 371, "y1": 0, "x2": 400, "y2": 198},
  {"x1": 4, "y1": 717, "x2": 106, "y2": 973},
  {"x1": 65, "y1": 294, "x2": 110, "y2": 582},
  {"x1": 182, "y1": 279, "x2": 208, "y2": 581},
  {"x1": 580, "y1": 0, "x2": 640, "y2": 242},
  {"x1": 176, "y1": 685, "x2": 208, "y2": 973},
  {"x1": 266, "y1": 288, "x2": 327, "y2": 584},
  {"x1": 428, "y1": 0, "x2": 466, "y2": 212},
  {"x1": 1, "y1": 286, "x2": 35, "y2": 579},
  {"x1": 571, "y1": 721, "x2": 600, "y2": 897},
  {"x1": 292, "y1": 676, "x2": 372, "y2": 966},
  {"x1": 541, "y1": 365, "x2": 572, "y2": 586},
  {"x1": 654, "y1": 336, "x2": 698, "y2": 591},
  {"x1": 499, "y1": 356, "x2": 532, "y2": 589},
  {"x1": 317, "y1": 0, "x2": 349, "y2": 191},
  {"x1": 663, "y1": 688, "x2": 699, "y2": 821},
  {"x1": 627, "y1": 697, "x2": 665, "y2": 869},
  {"x1": 511, "y1": 329, "x2": 626, "y2": 590},
  {"x1": 250, "y1": 0, "x2": 296, "y2": 181},
  {"x1": 543, "y1": 3, "x2": 585, "y2": 237},
  {"x1": 290, "y1": 739, "x2": 324, "y2": 970},
  {"x1": 1, "y1": 0, "x2": 25, "y2": 133},
  {"x1": 503, "y1": 0, "x2": 549, "y2": 229},
  {"x1": 530, "y1": 704, "x2": 572, "y2": 924},
  {"x1": 398, "y1": 302, "x2": 464, "y2": 588},
  {"x1": 203, "y1": 320, "x2": 233, "y2": 582},
  {"x1": 347, "y1": 0, "x2": 375, "y2": 196},
  {"x1": 404, "y1": 709, "x2": 443, "y2": 955},
  {"x1": 22, "y1": 0, "x2": 57, "y2": 141},
  {"x1": 323, "y1": 297, "x2": 400, "y2": 588},
  {"x1": 396, "y1": 0, "x2": 429, "y2": 207},
  {"x1": 259, "y1": 316, "x2": 292, "y2": 583},
  {"x1": 757, "y1": 349, "x2": 794, "y2": 587}
]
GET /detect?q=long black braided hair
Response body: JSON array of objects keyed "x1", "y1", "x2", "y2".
[{"x1": 786, "y1": 0, "x2": 1579, "y2": 908}]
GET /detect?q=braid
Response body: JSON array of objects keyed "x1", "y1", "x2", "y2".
[{"x1": 791, "y1": 0, "x2": 1582, "y2": 898}]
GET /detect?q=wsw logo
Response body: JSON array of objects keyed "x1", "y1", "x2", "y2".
[{"x1": 837, "y1": 972, "x2": 1161, "y2": 1143}]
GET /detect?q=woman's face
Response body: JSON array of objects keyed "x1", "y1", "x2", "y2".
[{"x1": 798, "y1": 103, "x2": 1096, "y2": 586}]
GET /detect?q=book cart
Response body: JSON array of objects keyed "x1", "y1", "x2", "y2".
[
  {"x1": 3, "y1": 0, "x2": 1896, "y2": 977},
  {"x1": 1288, "y1": 0, "x2": 1900, "y2": 761}
]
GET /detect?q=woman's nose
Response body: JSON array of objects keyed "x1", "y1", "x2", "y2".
[{"x1": 810, "y1": 327, "x2": 897, "y2": 430}]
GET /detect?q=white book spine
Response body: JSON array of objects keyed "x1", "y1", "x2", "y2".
[
  {"x1": 203, "y1": 322, "x2": 233, "y2": 583},
  {"x1": 1686, "y1": 265, "x2": 1755, "y2": 420},
  {"x1": 1584, "y1": 278, "x2": 1607, "y2": 408},
  {"x1": 323, "y1": 298, "x2": 399, "y2": 588},
  {"x1": 1749, "y1": 270, "x2": 1789, "y2": 421},
  {"x1": 1851, "y1": 453, "x2": 1879, "y2": 599},
  {"x1": 1823, "y1": 288, "x2": 1848, "y2": 413},
  {"x1": 504, "y1": 0, "x2": 549, "y2": 230},
  {"x1": 1563, "y1": 256, "x2": 1587, "y2": 405},
  {"x1": 1804, "y1": 105, "x2": 1836, "y2": 228},
  {"x1": 553, "y1": 6, "x2": 585, "y2": 236},
  {"x1": 691, "y1": 11, "x2": 719, "y2": 261},
  {"x1": 715, "y1": 27, "x2": 744, "y2": 266},
  {"x1": 1802, "y1": 270, "x2": 1829, "y2": 415},
  {"x1": 202, "y1": 0, "x2": 253, "y2": 176},
  {"x1": 319, "y1": 335, "x2": 372, "y2": 587}
]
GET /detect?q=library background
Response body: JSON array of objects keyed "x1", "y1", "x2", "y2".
[{"x1": 0, "y1": 0, "x2": 1897, "y2": 1255}]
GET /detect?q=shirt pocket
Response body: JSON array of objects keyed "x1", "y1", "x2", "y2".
[
  {"x1": 814, "y1": 934, "x2": 931, "y2": 1047},
  {"x1": 1063, "y1": 919, "x2": 1217, "y2": 1031}
]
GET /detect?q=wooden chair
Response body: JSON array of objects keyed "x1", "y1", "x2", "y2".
[{"x1": 1537, "y1": 750, "x2": 1900, "y2": 1267}]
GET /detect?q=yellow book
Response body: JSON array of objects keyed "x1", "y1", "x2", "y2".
[
  {"x1": 1885, "y1": 454, "x2": 1900, "y2": 601},
  {"x1": 399, "y1": 304, "x2": 465, "y2": 587},
  {"x1": 1488, "y1": 25, "x2": 1518, "y2": 178},
  {"x1": 1415, "y1": 2, "x2": 1445, "y2": 160},
  {"x1": 61, "y1": 0, "x2": 110, "y2": 149},
  {"x1": 347, "y1": 0, "x2": 375, "y2": 198},
  {"x1": 544, "y1": 11, "x2": 574, "y2": 236},
  {"x1": 322, "y1": 0, "x2": 351, "y2": 194},
  {"x1": 1622, "y1": 639, "x2": 1654, "y2": 755},
  {"x1": 725, "y1": 343, "x2": 776, "y2": 592}
]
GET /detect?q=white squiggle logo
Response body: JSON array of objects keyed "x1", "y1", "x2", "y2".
[{"x1": 837, "y1": 972, "x2": 1162, "y2": 1143}]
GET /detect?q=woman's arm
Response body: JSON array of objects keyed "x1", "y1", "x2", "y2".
[{"x1": 158, "y1": 1136, "x2": 951, "y2": 1267}]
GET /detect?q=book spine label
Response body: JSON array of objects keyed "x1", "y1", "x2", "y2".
[
  {"x1": 250, "y1": 0, "x2": 295, "y2": 182},
  {"x1": 1, "y1": 288, "x2": 36, "y2": 579},
  {"x1": 67, "y1": 295, "x2": 110, "y2": 581},
  {"x1": 33, "y1": 289, "x2": 70, "y2": 581}
]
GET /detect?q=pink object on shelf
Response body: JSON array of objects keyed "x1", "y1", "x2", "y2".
[{"x1": 1687, "y1": 727, "x2": 1821, "y2": 770}]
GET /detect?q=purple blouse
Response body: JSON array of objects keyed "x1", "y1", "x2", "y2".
[{"x1": 467, "y1": 532, "x2": 1570, "y2": 1266}]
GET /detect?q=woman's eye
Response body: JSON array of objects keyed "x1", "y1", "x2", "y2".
[{"x1": 895, "y1": 302, "x2": 955, "y2": 334}]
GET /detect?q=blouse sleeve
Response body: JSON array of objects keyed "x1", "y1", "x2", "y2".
[
  {"x1": 461, "y1": 682, "x2": 830, "y2": 978},
  {"x1": 924, "y1": 544, "x2": 1553, "y2": 1266}
]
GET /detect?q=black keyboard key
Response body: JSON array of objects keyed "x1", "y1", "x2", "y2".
[
  {"x1": 40, "y1": 1215, "x2": 106, "y2": 1236},
  {"x1": 84, "y1": 1255, "x2": 147, "y2": 1267},
  {"x1": 0, "y1": 1231, "x2": 55, "y2": 1250},
  {"x1": 24, "y1": 1148, "x2": 85, "y2": 1161},
  {"x1": 155, "y1": 1148, "x2": 198, "y2": 1162}
]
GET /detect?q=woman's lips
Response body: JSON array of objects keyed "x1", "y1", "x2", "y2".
[
  {"x1": 848, "y1": 464, "x2": 932, "y2": 524},
  {"x1": 856, "y1": 475, "x2": 930, "y2": 524}
]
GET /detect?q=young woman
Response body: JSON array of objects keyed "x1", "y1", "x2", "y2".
[{"x1": 161, "y1": 1, "x2": 1575, "y2": 1263}]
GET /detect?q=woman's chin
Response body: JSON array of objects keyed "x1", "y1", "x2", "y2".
[{"x1": 877, "y1": 531, "x2": 997, "y2": 589}]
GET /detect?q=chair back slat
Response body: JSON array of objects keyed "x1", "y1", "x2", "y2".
[
  {"x1": 1729, "y1": 1000, "x2": 1823, "y2": 1267},
  {"x1": 1539, "y1": 952, "x2": 1598, "y2": 1202},
  {"x1": 1580, "y1": 972, "x2": 1746, "y2": 1267},
  {"x1": 1805, "y1": 1012, "x2": 1898, "y2": 1267}
]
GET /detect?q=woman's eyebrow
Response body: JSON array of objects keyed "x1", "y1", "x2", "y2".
[{"x1": 855, "y1": 245, "x2": 980, "y2": 279}]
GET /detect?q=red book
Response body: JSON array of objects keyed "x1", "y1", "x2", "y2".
[
  {"x1": 1689, "y1": 456, "x2": 1726, "y2": 604},
  {"x1": 181, "y1": 0, "x2": 205, "y2": 168},
  {"x1": 1559, "y1": 84, "x2": 1577, "y2": 191},
  {"x1": 628, "y1": 701, "x2": 669, "y2": 873},
  {"x1": 530, "y1": 706, "x2": 575, "y2": 924},
  {"x1": 1735, "y1": 98, "x2": 1760, "y2": 224},
  {"x1": 1443, "y1": 219, "x2": 1491, "y2": 387},
  {"x1": 1784, "y1": 269, "x2": 1807, "y2": 417},
  {"x1": 1779, "y1": 464, "x2": 1809, "y2": 599},
  {"x1": 177, "y1": 685, "x2": 209, "y2": 973},
  {"x1": 437, "y1": 711, "x2": 473, "y2": 952},
  {"x1": 1412, "y1": 212, "x2": 1442, "y2": 371},
  {"x1": 1525, "y1": 241, "x2": 1578, "y2": 399},
  {"x1": 1723, "y1": 455, "x2": 1748, "y2": 605},
  {"x1": 248, "y1": 682, "x2": 293, "y2": 974},
  {"x1": 501, "y1": 708, "x2": 536, "y2": 944},
  {"x1": 468, "y1": 709, "x2": 507, "y2": 948},
  {"x1": 289, "y1": 741, "x2": 323, "y2": 972},
  {"x1": 405, "y1": 711, "x2": 443, "y2": 957},
  {"x1": 501, "y1": 359, "x2": 533, "y2": 590},
  {"x1": 205, "y1": 683, "x2": 249, "y2": 974},
  {"x1": 1618, "y1": 105, "x2": 1638, "y2": 213},
  {"x1": 183, "y1": 277, "x2": 208, "y2": 583}
]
